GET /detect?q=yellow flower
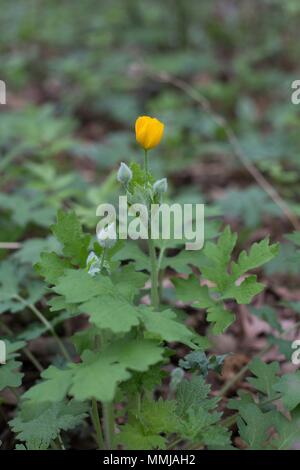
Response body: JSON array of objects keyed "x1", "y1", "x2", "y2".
[{"x1": 135, "y1": 116, "x2": 164, "y2": 151}]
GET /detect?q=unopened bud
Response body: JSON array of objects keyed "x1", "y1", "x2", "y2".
[
  {"x1": 97, "y1": 222, "x2": 117, "y2": 249},
  {"x1": 117, "y1": 162, "x2": 132, "y2": 185},
  {"x1": 86, "y1": 251, "x2": 100, "y2": 277},
  {"x1": 153, "y1": 178, "x2": 167, "y2": 195}
]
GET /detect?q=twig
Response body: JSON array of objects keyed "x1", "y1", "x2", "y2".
[{"x1": 0, "y1": 242, "x2": 22, "y2": 250}]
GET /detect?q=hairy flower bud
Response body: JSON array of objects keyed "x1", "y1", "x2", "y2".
[
  {"x1": 86, "y1": 251, "x2": 100, "y2": 276},
  {"x1": 117, "y1": 162, "x2": 132, "y2": 185},
  {"x1": 97, "y1": 222, "x2": 117, "y2": 249},
  {"x1": 153, "y1": 177, "x2": 168, "y2": 195}
]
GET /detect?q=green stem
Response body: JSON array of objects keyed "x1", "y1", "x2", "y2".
[
  {"x1": 92, "y1": 274, "x2": 113, "y2": 451},
  {"x1": 144, "y1": 149, "x2": 148, "y2": 182},
  {"x1": 103, "y1": 402, "x2": 115, "y2": 450},
  {"x1": 143, "y1": 147, "x2": 159, "y2": 308},
  {"x1": 23, "y1": 348, "x2": 44, "y2": 373},
  {"x1": 91, "y1": 398, "x2": 105, "y2": 450},
  {"x1": 157, "y1": 244, "x2": 166, "y2": 272},
  {"x1": 14, "y1": 294, "x2": 71, "y2": 362},
  {"x1": 148, "y1": 237, "x2": 159, "y2": 310},
  {"x1": 100, "y1": 248, "x2": 106, "y2": 271}
]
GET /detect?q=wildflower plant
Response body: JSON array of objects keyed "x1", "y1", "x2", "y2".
[{"x1": 3, "y1": 116, "x2": 300, "y2": 451}]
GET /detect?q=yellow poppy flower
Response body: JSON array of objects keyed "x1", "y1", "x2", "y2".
[{"x1": 135, "y1": 116, "x2": 164, "y2": 150}]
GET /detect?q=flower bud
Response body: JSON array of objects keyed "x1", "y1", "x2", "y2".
[
  {"x1": 97, "y1": 222, "x2": 117, "y2": 249},
  {"x1": 153, "y1": 178, "x2": 168, "y2": 195},
  {"x1": 117, "y1": 162, "x2": 132, "y2": 185},
  {"x1": 86, "y1": 251, "x2": 100, "y2": 277}
]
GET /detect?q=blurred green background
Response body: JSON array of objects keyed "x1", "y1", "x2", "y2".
[{"x1": 1, "y1": 0, "x2": 300, "y2": 269}]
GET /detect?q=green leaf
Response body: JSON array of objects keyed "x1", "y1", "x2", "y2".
[
  {"x1": 177, "y1": 406, "x2": 221, "y2": 441},
  {"x1": 139, "y1": 307, "x2": 197, "y2": 348},
  {"x1": 51, "y1": 211, "x2": 90, "y2": 266},
  {"x1": 0, "y1": 360, "x2": 23, "y2": 391},
  {"x1": 203, "y1": 425, "x2": 233, "y2": 449},
  {"x1": 179, "y1": 351, "x2": 227, "y2": 377},
  {"x1": 273, "y1": 371, "x2": 300, "y2": 411},
  {"x1": 175, "y1": 376, "x2": 229, "y2": 445},
  {"x1": 204, "y1": 226, "x2": 237, "y2": 267},
  {"x1": 10, "y1": 400, "x2": 88, "y2": 450},
  {"x1": 128, "y1": 162, "x2": 149, "y2": 191},
  {"x1": 231, "y1": 239, "x2": 279, "y2": 280},
  {"x1": 70, "y1": 351, "x2": 130, "y2": 403},
  {"x1": 36, "y1": 252, "x2": 71, "y2": 284},
  {"x1": 115, "y1": 423, "x2": 166, "y2": 450},
  {"x1": 228, "y1": 390, "x2": 256, "y2": 412},
  {"x1": 247, "y1": 358, "x2": 280, "y2": 400},
  {"x1": 0, "y1": 192, "x2": 56, "y2": 228},
  {"x1": 172, "y1": 275, "x2": 213, "y2": 306},
  {"x1": 176, "y1": 376, "x2": 218, "y2": 416},
  {"x1": 222, "y1": 275, "x2": 264, "y2": 304},
  {"x1": 54, "y1": 270, "x2": 113, "y2": 303},
  {"x1": 202, "y1": 226, "x2": 237, "y2": 290},
  {"x1": 48, "y1": 295, "x2": 78, "y2": 313},
  {"x1": 206, "y1": 304, "x2": 235, "y2": 335},
  {"x1": 141, "y1": 398, "x2": 178, "y2": 435},
  {"x1": 117, "y1": 398, "x2": 177, "y2": 450},
  {"x1": 111, "y1": 264, "x2": 147, "y2": 301},
  {"x1": 271, "y1": 409, "x2": 300, "y2": 449},
  {"x1": 23, "y1": 366, "x2": 74, "y2": 402},
  {"x1": 200, "y1": 232, "x2": 278, "y2": 306},
  {"x1": 70, "y1": 340, "x2": 164, "y2": 402},
  {"x1": 113, "y1": 243, "x2": 150, "y2": 271},
  {"x1": 82, "y1": 295, "x2": 140, "y2": 333},
  {"x1": 0, "y1": 260, "x2": 25, "y2": 302},
  {"x1": 14, "y1": 237, "x2": 61, "y2": 266},
  {"x1": 237, "y1": 404, "x2": 275, "y2": 449},
  {"x1": 162, "y1": 250, "x2": 206, "y2": 274},
  {"x1": 0, "y1": 340, "x2": 25, "y2": 391}
]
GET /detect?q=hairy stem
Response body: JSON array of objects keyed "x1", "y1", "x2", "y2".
[
  {"x1": 143, "y1": 150, "x2": 160, "y2": 310},
  {"x1": 100, "y1": 247, "x2": 106, "y2": 271},
  {"x1": 144, "y1": 149, "x2": 149, "y2": 182},
  {"x1": 23, "y1": 348, "x2": 44, "y2": 373},
  {"x1": 148, "y1": 236, "x2": 159, "y2": 310},
  {"x1": 91, "y1": 398, "x2": 105, "y2": 450},
  {"x1": 102, "y1": 402, "x2": 115, "y2": 450}
]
